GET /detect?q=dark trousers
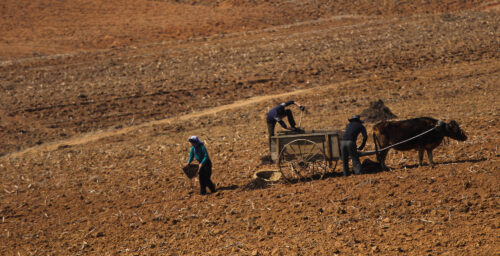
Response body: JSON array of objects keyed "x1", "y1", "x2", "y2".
[
  {"x1": 340, "y1": 140, "x2": 362, "y2": 176},
  {"x1": 267, "y1": 121, "x2": 276, "y2": 153},
  {"x1": 199, "y1": 160, "x2": 216, "y2": 195},
  {"x1": 284, "y1": 109, "x2": 296, "y2": 128}
]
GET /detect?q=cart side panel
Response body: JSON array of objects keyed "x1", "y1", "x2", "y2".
[
  {"x1": 328, "y1": 134, "x2": 341, "y2": 159},
  {"x1": 271, "y1": 137, "x2": 280, "y2": 162},
  {"x1": 271, "y1": 132, "x2": 341, "y2": 161}
]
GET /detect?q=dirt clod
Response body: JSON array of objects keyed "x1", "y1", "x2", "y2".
[{"x1": 360, "y1": 99, "x2": 397, "y2": 123}]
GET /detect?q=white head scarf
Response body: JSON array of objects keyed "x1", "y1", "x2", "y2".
[{"x1": 188, "y1": 136, "x2": 203, "y2": 146}]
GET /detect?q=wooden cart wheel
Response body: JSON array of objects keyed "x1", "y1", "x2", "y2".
[{"x1": 278, "y1": 139, "x2": 328, "y2": 182}]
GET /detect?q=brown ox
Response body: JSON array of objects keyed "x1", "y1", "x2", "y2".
[{"x1": 373, "y1": 117, "x2": 467, "y2": 169}]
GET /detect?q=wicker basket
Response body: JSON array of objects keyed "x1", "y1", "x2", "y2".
[
  {"x1": 182, "y1": 164, "x2": 199, "y2": 179},
  {"x1": 252, "y1": 169, "x2": 282, "y2": 182}
]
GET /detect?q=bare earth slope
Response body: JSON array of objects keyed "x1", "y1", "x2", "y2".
[{"x1": 0, "y1": 0, "x2": 499, "y2": 255}]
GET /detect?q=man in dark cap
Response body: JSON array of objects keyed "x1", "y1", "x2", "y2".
[
  {"x1": 266, "y1": 100, "x2": 305, "y2": 152},
  {"x1": 340, "y1": 115, "x2": 367, "y2": 176}
]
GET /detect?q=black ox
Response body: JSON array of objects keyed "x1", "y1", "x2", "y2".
[{"x1": 372, "y1": 117, "x2": 467, "y2": 169}]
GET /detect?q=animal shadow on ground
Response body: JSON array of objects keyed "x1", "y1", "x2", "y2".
[{"x1": 397, "y1": 157, "x2": 487, "y2": 169}]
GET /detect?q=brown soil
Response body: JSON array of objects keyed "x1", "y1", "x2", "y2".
[{"x1": 1, "y1": 0, "x2": 499, "y2": 255}]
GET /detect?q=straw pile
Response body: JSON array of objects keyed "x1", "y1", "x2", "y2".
[{"x1": 360, "y1": 99, "x2": 397, "y2": 123}]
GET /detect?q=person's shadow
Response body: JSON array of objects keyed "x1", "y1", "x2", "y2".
[
  {"x1": 360, "y1": 159, "x2": 386, "y2": 174},
  {"x1": 217, "y1": 185, "x2": 239, "y2": 191}
]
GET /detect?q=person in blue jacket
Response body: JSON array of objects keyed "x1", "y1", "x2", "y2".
[
  {"x1": 266, "y1": 100, "x2": 305, "y2": 151},
  {"x1": 187, "y1": 136, "x2": 216, "y2": 195}
]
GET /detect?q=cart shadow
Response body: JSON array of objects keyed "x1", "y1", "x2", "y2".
[
  {"x1": 280, "y1": 160, "x2": 387, "y2": 184},
  {"x1": 281, "y1": 172, "x2": 345, "y2": 184},
  {"x1": 272, "y1": 158, "x2": 487, "y2": 185}
]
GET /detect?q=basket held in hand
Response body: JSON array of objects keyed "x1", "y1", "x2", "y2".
[{"x1": 182, "y1": 164, "x2": 199, "y2": 179}]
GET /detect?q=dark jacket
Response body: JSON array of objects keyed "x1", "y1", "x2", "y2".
[
  {"x1": 266, "y1": 100, "x2": 294, "y2": 128},
  {"x1": 188, "y1": 144, "x2": 210, "y2": 165},
  {"x1": 342, "y1": 120, "x2": 367, "y2": 150}
]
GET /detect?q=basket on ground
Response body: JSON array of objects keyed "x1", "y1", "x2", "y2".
[{"x1": 253, "y1": 169, "x2": 282, "y2": 182}]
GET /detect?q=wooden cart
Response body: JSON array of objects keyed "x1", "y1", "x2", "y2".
[{"x1": 270, "y1": 129, "x2": 343, "y2": 181}]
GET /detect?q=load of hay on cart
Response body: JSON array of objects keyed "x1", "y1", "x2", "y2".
[{"x1": 270, "y1": 129, "x2": 343, "y2": 181}]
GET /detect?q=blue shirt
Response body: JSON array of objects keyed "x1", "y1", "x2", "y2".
[
  {"x1": 188, "y1": 144, "x2": 209, "y2": 165},
  {"x1": 266, "y1": 100, "x2": 294, "y2": 128}
]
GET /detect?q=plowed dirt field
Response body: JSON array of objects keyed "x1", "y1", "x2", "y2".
[{"x1": 1, "y1": 0, "x2": 499, "y2": 255}]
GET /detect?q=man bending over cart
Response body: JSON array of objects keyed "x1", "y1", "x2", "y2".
[{"x1": 266, "y1": 100, "x2": 305, "y2": 152}]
